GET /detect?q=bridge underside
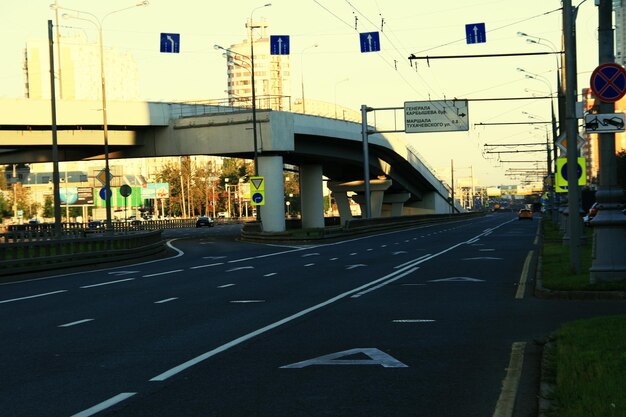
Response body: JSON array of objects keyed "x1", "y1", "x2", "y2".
[{"x1": 0, "y1": 109, "x2": 452, "y2": 231}]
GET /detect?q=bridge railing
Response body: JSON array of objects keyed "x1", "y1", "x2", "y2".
[{"x1": 171, "y1": 95, "x2": 292, "y2": 118}]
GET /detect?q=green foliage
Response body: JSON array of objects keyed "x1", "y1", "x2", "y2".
[
  {"x1": 540, "y1": 218, "x2": 626, "y2": 291},
  {"x1": 43, "y1": 196, "x2": 54, "y2": 218}
]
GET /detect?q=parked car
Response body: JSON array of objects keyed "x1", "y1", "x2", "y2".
[
  {"x1": 518, "y1": 208, "x2": 533, "y2": 220},
  {"x1": 196, "y1": 216, "x2": 215, "y2": 227},
  {"x1": 87, "y1": 220, "x2": 104, "y2": 230},
  {"x1": 583, "y1": 203, "x2": 599, "y2": 226}
]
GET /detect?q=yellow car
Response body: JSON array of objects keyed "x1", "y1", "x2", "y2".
[{"x1": 518, "y1": 208, "x2": 533, "y2": 220}]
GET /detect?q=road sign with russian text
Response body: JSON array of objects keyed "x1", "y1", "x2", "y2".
[{"x1": 404, "y1": 100, "x2": 469, "y2": 133}]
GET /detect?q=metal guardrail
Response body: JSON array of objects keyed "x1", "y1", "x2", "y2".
[
  {"x1": 0, "y1": 230, "x2": 165, "y2": 278},
  {"x1": 241, "y1": 212, "x2": 486, "y2": 242}
]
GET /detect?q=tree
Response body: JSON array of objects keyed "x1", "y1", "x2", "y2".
[{"x1": 43, "y1": 196, "x2": 54, "y2": 218}]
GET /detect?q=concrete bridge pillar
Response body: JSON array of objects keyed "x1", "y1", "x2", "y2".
[
  {"x1": 384, "y1": 192, "x2": 411, "y2": 217},
  {"x1": 328, "y1": 179, "x2": 392, "y2": 224},
  {"x1": 300, "y1": 164, "x2": 325, "y2": 229},
  {"x1": 258, "y1": 155, "x2": 285, "y2": 232}
]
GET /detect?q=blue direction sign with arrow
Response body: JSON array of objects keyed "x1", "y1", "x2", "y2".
[
  {"x1": 465, "y1": 23, "x2": 486, "y2": 44},
  {"x1": 360, "y1": 32, "x2": 380, "y2": 53},
  {"x1": 590, "y1": 63, "x2": 626, "y2": 102},
  {"x1": 160, "y1": 33, "x2": 180, "y2": 53},
  {"x1": 270, "y1": 35, "x2": 290, "y2": 55}
]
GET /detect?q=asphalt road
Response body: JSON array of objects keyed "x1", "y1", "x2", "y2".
[{"x1": 1, "y1": 215, "x2": 624, "y2": 417}]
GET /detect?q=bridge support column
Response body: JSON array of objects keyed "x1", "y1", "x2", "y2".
[
  {"x1": 258, "y1": 155, "x2": 285, "y2": 232},
  {"x1": 384, "y1": 192, "x2": 411, "y2": 217},
  {"x1": 300, "y1": 164, "x2": 325, "y2": 229},
  {"x1": 328, "y1": 179, "x2": 392, "y2": 224},
  {"x1": 332, "y1": 191, "x2": 354, "y2": 225}
]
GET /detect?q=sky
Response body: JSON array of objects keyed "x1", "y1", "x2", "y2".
[{"x1": 0, "y1": 0, "x2": 604, "y2": 188}]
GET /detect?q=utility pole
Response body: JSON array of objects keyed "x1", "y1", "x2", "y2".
[
  {"x1": 563, "y1": 0, "x2": 582, "y2": 273},
  {"x1": 48, "y1": 20, "x2": 62, "y2": 235},
  {"x1": 590, "y1": 0, "x2": 626, "y2": 282}
]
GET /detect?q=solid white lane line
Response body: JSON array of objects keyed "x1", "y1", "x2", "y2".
[
  {"x1": 149, "y1": 265, "x2": 432, "y2": 381},
  {"x1": 148, "y1": 218, "x2": 517, "y2": 382},
  {"x1": 492, "y1": 342, "x2": 526, "y2": 417},
  {"x1": 80, "y1": 278, "x2": 135, "y2": 289},
  {"x1": 190, "y1": 262, "x2": 224, "y2": 269},
  {"x1": 155, "y1": 298, "x2": 178, "y2": 304},
  {"x1": 515, "y1": 251, "x2": 534, "y2": 300},
  {"x1": 0, "y1": 290, "x2": 67, "y2": 304},
  {"x1": 395, "y1": 254, "x2": 432, "y2": 269},
  {"x1": 59, "y1": 319, "x2": 94, "y2": 328},
  {"x1": 264, "y1": 273, "x2": 277, "y2": 277},
  {"x1": 71, "y1": 392, "x2": 136, "y2": 417},
  {"x1": 230, "y1": 300, "x2": 266, "y2": 304},
  {"x1": 218, "y1": 284, "x2": 235, "y2": 288},
  {"x1": 143, "y1": 270, "x2": 184, "y2": 278},
  {"x1": 304, "y1": 263, "x2": 315, "y2": 267},
  {"x1": 350, "y1": 268, "x2": 418, "y2": 298}
]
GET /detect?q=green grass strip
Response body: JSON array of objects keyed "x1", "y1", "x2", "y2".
[
  {"x1": 541, "y1": 219, "x2": 626, "y2": 291},
  {"x1": 550, "y1": 315, "x2": 626, "y2": 417}
]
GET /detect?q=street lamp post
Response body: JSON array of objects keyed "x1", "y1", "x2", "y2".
[
  {"x1": 60, "y1": 1, "x2": 148, "y2": 231},
  {"x1": 334, "y1": 78, "x2": 349, "y2": 119},
  {"x1": 300, "y1": 44, "x2": 318, "y2": 114},
  {"x1": 246, "y1": 3, "x2": 271, "y2": 177}
]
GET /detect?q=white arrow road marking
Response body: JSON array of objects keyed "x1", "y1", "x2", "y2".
[
  {"x1": 346, "y1": 264, "x2": 367, "y2": 270},
  {"x1": 149, "y1": 217, "x2": 516, "y2": 382},
  {"x1": 428, "y1": 277, "x2": 485, "y2": 283},
  {"x1": 281, "y1": 348, "x2": 407, "y2": 369}
]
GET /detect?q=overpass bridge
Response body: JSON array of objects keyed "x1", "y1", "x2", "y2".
[{"x1": 0, "y1": 98, "x2": 453, "y2": 232}]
